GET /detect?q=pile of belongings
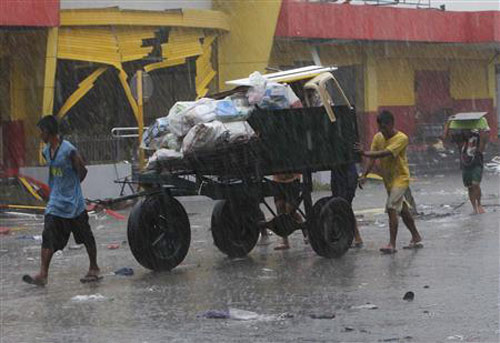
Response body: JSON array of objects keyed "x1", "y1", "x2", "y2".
[{"x1": 143, "y1": 71, "x2": 301, "y2": 169}]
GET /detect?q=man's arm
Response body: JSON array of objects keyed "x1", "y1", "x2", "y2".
[
  {"x1": 70, "y1": 150, "x2": 88, "y2": 182},
  {"x1": 478, "y1": 130, "x2": 489, "y2": 154}
]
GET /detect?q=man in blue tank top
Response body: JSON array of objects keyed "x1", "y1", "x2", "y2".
[{"x1": 23, "y1": 116, "x2": 100, "y2": 285}]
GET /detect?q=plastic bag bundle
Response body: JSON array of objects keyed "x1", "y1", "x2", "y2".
[
  {"x1": 247, "y1": 71, "x2": 268, "y2": 105},
  {"x1": 257, "y1": 82, "x2": 291, "y2": 110},
  {"x1": 182, "y1": 121, "x2": 228, "y2": 154},
  {"x1": 159, "y1": 133, "x2": 181, "y2": 151},
  {"x1": 146, "y1": 148, "x2": 183, "y2": 169},
  {"x1": 215, "y1": 97, "x2": 254, "y2": 123},
  {"x1": 181, "y1": 121, "x2": 256, "y2": 154},
  {"x1": 141, "y1": 117, "x2": 170, "y2": 150},
  {"x1": 168, "y1": 98, "x2": 217, "y2": 138},
  {"x1": 224, "y1": 121, "x2": 256, "y2": 144}
]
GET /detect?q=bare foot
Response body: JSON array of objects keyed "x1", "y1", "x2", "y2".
[
  {"x1": 477, "y1": 206, "x2": 486, "y2": 214},
  {"x1": 379, "y1": 244, "x2": 397, "y2": 254},
  {"x1": 22, "y1": 274, "x2": 47, "y2": 286},
  {"x1": 352, "y1": 240, "x2": 364, "y2": 248},
  {"x1": 80, "y1": 268, "x2": 102, "y2": 283}
]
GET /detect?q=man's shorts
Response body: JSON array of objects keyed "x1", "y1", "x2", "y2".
[
  {"x1": 42, "y1": 211, "x2": 94, "y2": 252},
  {"x1": 386, "y1": 187, "x2": 409, "y2": 214},
  {"x1": 462, "y1": 165, "x2": 483, "y2": 187},
  {"x1": 331, "y1": 164, "x2": 358, "y2": 204},
  {"x1": 274, "y1": 179, "x2": 301, "y2": 207}
]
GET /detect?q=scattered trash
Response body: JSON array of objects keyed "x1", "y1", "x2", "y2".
[
  {"x1": 309, "y1": 313, "x2": 335, "y2": 319},
  {"x1": 198, "y1": 308, "x2": 280, "y2": 321},
  {"x1": 104, "y1": 209, "x2": 126, "y2": 221},
  {"x1": 446, "y1": 335, "x2": 464, "y2": 341},
  {"x1": 0, "y1": 227, "x2": 10, "y2": 235},
  {"x1": 27, "y1": 257, "x2": 35, "y2": 262},
  {"x1": 16, "y1": 235, "x2": 42, "y2": 242},
  {"x1": 262, "y1": 268, "x2": 274, "y2": 272},
  {"x1": 423, "y1": 285, "x2": 430, "y2": 289},
  {"x1": 277, "y1": 312, "x2": 294, "y2": 319},
  {"x1": 485, "y1": 156, "x2": 500, "y2": 174},
  {"x1": 379, "y1": 337, "x2": 413, "y2": 342},
  {"x1": 198, "y1": 310, "x2": 230, "y2": 319},
  {"x1": 0, "y1": 249, "x2": 8, "y2": 254},
  {"x1": 423, "y1": 310, "x2": 429, "y2": 314},
  {"x1": 68, "y1": 244, "x2": 84, "y2": 250},
  {"x1": 71, "y1": 294, "x2": 108, "y2": 302},
  {"x1": 351, "y1": 303, "x2": 378, "y2": 310},
  {"x1": 228, "y1": 308, "x2": 260, "y2": 320},
  {"x1": 95, "y1": 225, "x2": 106, "y2": 230},
  {"x1": 54, "y1": 250, "x2": 63, "y2": 256},
  {"x1": 107, "y1": 243, "x2": 120, "y2": 250},
  {"x1": 403, "y1": 291, "x2": 415, "y2": 301},
  {"x1": 114, "y1": 267, "x2": 134, "y2": 276},
  {"x1": 344, "y1": 326, "x2": 355, "y2": 332}
]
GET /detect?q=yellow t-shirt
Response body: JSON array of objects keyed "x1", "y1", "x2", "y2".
[{"x1": 370, "y1": 131, "x2": 410, "y2": 190}]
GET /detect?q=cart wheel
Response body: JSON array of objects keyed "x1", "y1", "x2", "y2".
[
  {"x1": 127, "y1": 194, "x2": 191, "y2": 271},
  {"x1": 308, "y1": 197, "x2": 354, "y2": 258},
  {"x1": 211, "y1": 200, "x2": 262, "y2": 258}
]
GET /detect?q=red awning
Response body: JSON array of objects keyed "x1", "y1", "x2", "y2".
[
  {"x1": 0, "y1": 0, "x2": 59, "y2": 27},
  {"x1": 276, "y1": 1, "x2": 500, "y2": 44}
]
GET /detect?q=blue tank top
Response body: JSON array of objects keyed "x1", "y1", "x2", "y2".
[{"x1": 43, "y1": 140, "x2": 85, "y2": 218}]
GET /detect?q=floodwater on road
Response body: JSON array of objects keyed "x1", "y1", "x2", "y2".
[{"x1": 1, "y1": 172, "x2": 499, "y2": 343}]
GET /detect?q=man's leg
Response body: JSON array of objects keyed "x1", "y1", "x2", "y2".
[
  {"x1": 387, "y1": 209, "x2": 399, "y2": 249},
  {"x1": 83, "y1": 235, "x2": 100, "y2": 276},
  {"x1": 472, "y1": 184, "x2": 485, "y2": 214},
  {"x1": 75, "y1": 213, "x2": 100, "y2": 279},
  {"x1": 468, "y1": 186, "x2": 479, "y2": 214},
  {"x1": 23, "y1": 215, "x2": 60, "y2": 285},
  {"x1": 401, "y1": 202, "x2": 422, "y2": 244},
  {"x1": 274, "y1": 198, "x2": 290, "y2": 250},
  {"x1": 353, "y1": 220, "x2": 363, "y2": 246}
]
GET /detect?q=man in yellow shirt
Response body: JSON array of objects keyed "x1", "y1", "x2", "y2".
[{"x1": 357, "y1": 111, "x2": 422, "y2": 254}]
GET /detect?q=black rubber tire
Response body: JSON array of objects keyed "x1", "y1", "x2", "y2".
[
  {"x1": 127, "y1": 194, "x2": 191, "y2": 271},
  {"x1": 211, "y1": 200, "x2": 262, "y2": 258},
  {"x1": 308, "y1": 196, "x2": 354, "y2": 258}
]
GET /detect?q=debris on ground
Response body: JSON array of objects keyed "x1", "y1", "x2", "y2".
[
  {"x1": 71, "y1": 294, "x2": 109, "y2": 302},
  {"x1": 107, "y1": 243, "x2": 121, "y2": 250},
  {"x1": 198, "y1": 308, "x2": 285, "y2": 321},
  {"x1": 484, "y1": 156, "x2": 500, "y2": 174},
  {"x1": 114, "y1": 267, "x2": 134, "y2": 276},
  {"x1": 403, "y1": 291, "x2": 415, "y2": 301},
  {"x1": 423, "y1": 285, "x2": 430, "y2": 289},
  {"x1": 309, "y1": 313, "x2": 335, "y2": 319},
  {"x1": 0, "y1": 227, "x2": 11, "y2": 235},
  {"x1": 16, "y1": 235, "x2": 42, "y2": 242},
  {"x1": 351, "y1": 303, "x2": 378, "y2": 310},
  {"x1": 344, "y1": 327, "x2": 355, "y2": 332},
  {"x1": 379, "y1": 337, "x2": 413, "y2": 342},
  {"x1": 446, "y1": 335, "x2": 464, "y2": 341},
  {"x1": 68, "y1": 244, "x2": 84, "y2": 250},
  {"x1": 198, "y1": 310, "x2": 230, "y2": 319}
]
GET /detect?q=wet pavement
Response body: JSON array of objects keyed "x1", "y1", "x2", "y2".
[{"x1": 1, "y1": 172, "x2": 499, "y2": 343}]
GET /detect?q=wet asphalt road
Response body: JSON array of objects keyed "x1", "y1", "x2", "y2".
[{"x1": 1, "y1": 172, "x2": 499, "y2": 343}]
